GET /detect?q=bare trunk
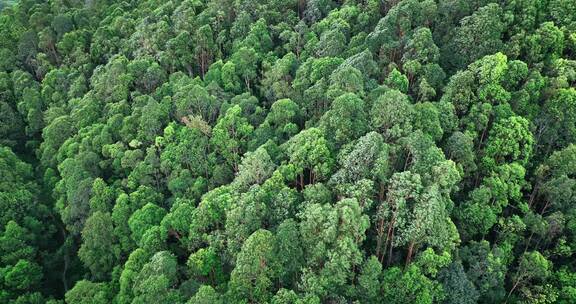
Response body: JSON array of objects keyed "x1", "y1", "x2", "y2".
[
  {"x1": 540, "y1": 201, "x2": 551, "y2": 216},
  {"x1": 524, "y1": 231, "x2": 535, "y2": 253},
  {"x1": 477, "y1": 124, "x2": 489, "y2": 150},
  {"x1": 376, "y1": 215, "x2": 385, "y2": 261},
  {"x1": 403, "y1": 151, "x2": 412, "y2": 171},
  {"x1": 245, "y1": 76, "x2": 251, "y2": 90},
  {"x1": 60, "y1": 228, "x2": 69, "y2": 292},
  {"x1": 200, "y1": 52, "x2": 207, "y2": 77},
  {"x1": 507, "y1": 279, "x2": 522, "y2": 301},
  {"x1": 298, "y1": 0, "x2": 305, "y2": 19},
  {"x1": 405, "y1": 241, "x2": 415, "y2": 268},
  {"x1": 51, "y1": 44, "x2": 60, "y2": 65},
  {"x1": 382, "y1": 216, "x2": 396, "y2": 265},
  {"x1": 528, "y1": 183, "x2": 540, "y2": 208},
  {"x1": 387, "y1": 225, "x2": 395, "y2": 267}
]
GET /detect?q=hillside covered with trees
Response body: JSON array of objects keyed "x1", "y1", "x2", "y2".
[{"x1": 1, "y1": 0, "x2": 576, "y2": 303}]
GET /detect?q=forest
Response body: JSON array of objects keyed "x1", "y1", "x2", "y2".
[{"x1": 0, "y1": 0, "x2": 576, "y2": 303}]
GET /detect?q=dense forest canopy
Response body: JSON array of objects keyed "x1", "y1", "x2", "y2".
[{"x1": 0, "y1": 0, "x2": 576, "y2": 303}]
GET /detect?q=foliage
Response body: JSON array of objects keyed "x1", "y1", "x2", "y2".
[{"x1": 0, "y1": 0, "x2": 575, "y2": 303}]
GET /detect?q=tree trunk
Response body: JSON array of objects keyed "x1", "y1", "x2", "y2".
[
  {"x1": 298, "y1": 0, "x2": 305, "y2": 19},
  {"x1": 403, "y1": 151, "x2": 412, "y2": 171},
  {"x1": 61, "y1": 230, "x2": 69, "y2": 292},
  {"x1": 378, "y1": 183, "x2": 385, "y2": 202},
  {"x1": 200, "y1": 52, "x2": 207, "y2": 77},
  {"x1": 405, "y1": 240, "x2": 415, "y2": 268},
  {"x1": 506, "y1": 278, "x2": 523, "y2": 301},
  {"x1": 524, "y1": 231, "x2": 535, "y2": 253},
  {"x1": 387, "y1": 225, "x2": 395, "y2": 267},
  {"x1": 245, "y1": 76, "x2": 251, "y2": 90},
  {"x1": 528, "y1": 183, "x2": 540, "y2": 208},
  {"x1": 376, "y1": 215, "x2": 385, "y2": 262},
  {"x1": 477, "y1": 123, "x2": 489, "y2": 150},
  {"x1": 540, "y1": 200, "x2": 551, "y2": 216}
]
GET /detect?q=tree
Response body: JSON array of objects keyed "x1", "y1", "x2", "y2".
[
  {"x1": 521, "y1": 22, "x2": 565, "y2": 65},
  {"x1": 78, "y1": 212, "x2": 120, "y2": 280},
  {"x1": 438, "y1": 262, "x2": 479, "y2": 304},
  {"x1": 65, "y1": 280, "x2": 111, "y2": 304},
  {"x1": 235, "y1": 18, "x2": 273, "y2": 53},
  {"x1": 211, "y1": 105, "x2": 254, "y2": 172},
  {"x1": 531, "y1": 144, "x2": 576, "y2": 215},
  {"x1": 189, "y1": 285, "x2": 223, "y2": 304},
  {"x1": 366, "y1": 0, "x2": 438, "y2": 67},
  {"x1": 165, "y1": 31, "x2": 195, "y2": 76},
  {"x1": 443, "y1": 3, "x2": 505, "y2": 71},
  {"x1": 275, "y1": 219, "x2": 304, "y2": 289},
  {"x1": 187, "y1": 246, "x2": 224, "y2": 286},
  {"x1": 315, "y1": 29, "x2": 345, "y2": 58},
  {"x1": 131, "y1": 251, "x2": 181, "y2": 304},
  {"x1": 380, "y1": 265, "x2": 444, "y2": 304},
  {"x1": 385, "y1": 69, "x2": 409, "y2": 93},
  {"x1": 260, "y1": 53, "x2": 297, "y2": 103},
  {"x1": 537, "y1": 88, "x2": 576, "y2": 151},
  {"x1": 319, "y1": 92, "x2": 368, "y2": 148},
  {"x1": 160, "y1": 122, "x2": 212, "y2": 190},
  {"x1": 0, "y1": 101, "x2": 24, "y2": 148},
  {"x1": 298, "y1": 198, "x2": 369, "y2": 299},
  {"x1": 370, "y1": 89, "x2": 414, "y2": 140},
  {"x1": 460, "y1": 241, "x2": 507, "y2": 302},
  {"x1": 548, "y1": 0, "x2": 576, "y2": 28},
  {"x1": 173, "y1": 83, "x2": 219, "y2": 124},
  {"x1": 282, "y1": 127, "x2": 333, "y2": 186},
  {"x1": 270, "y1": 288, "x2": 302, "y2": 304},
  {"x1": 194, "y1": 24, "x2": 216, "y2": 77},
  {"x1": 326, "y1": 66, "x2": 364, "y2": 99},
  {"x1": 0, "y1": 145, "x2": 54, "y2": 300},
  {"x1": 127, "y1": 57, "x2": 167, "y2": 93},
  {"x1": 413, "y1": 102, "x2": 443, "y2": 142},
  {"x1": 188, "y1": 186, "x2": 236, "y2": 251},
  {"x1": 252, "y1": 98, "x2": 301, "y2": 147},
  {"x1": 138, "y1": 97, "x2": 171, "y2": 143},
  {"x1": 233, "y1": 146, "x2": 276, "y2": 189},
  {"x1": 3, "y1": 259, "x2": 43, "y2": 291},
  {"x1": 0, "y1": 221, "x2": 35, "y2": 266},
  {"x1": 231, "y1": 47, "x2": 259, "y2": 90},
  {"x1": 356, "y1": 256, "x2": 382, "y2": 303},
  {"x1": 377, "y1": 165, "x2": 460, "y2": 267},
  {"x1": 0, "y1": 147, "x2": 44, "y2": 229},
  {"x1": 398, "y1": 184, "x2": 460, "y2": 265},
  {"x1": 228, "y1": 229, "x2": 277, "y2": 303},
  {"x1": 508, "y1": 251, "x2": 552, "y2": 299},
  {"x1": 402, "y1": 27, "x2": 442, "y2": 88},
  {"x1": 225, "y1": 186, "x2": 268, "y2": 261},
  {"x1": 89, "y1": 55, "x2": 131, "y2": 103},
  {"x1": 221, "y1": 61, "x2": 242, "y2": 93},
  {"x1": 89, "y1": 178, "x2": 116, "y2": 213},
  {"x1": 444, "y1": 131, "x2": 477, "y2": 176},
  {"x1": 116, "y1": 248, "x2": 150, "y2": 303},
  {"x1": 441, "y1": 52, "x2": 510, "y2": 117},
  {"x1": 330, "y1": 131, "x2": 389, "y2": 188},
  {"x1": 128, "y1": 203, "x2": 167, "y2": 246},
  {"x1": 482, "y1": 115, "x2": 534, "y2": 169}
]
